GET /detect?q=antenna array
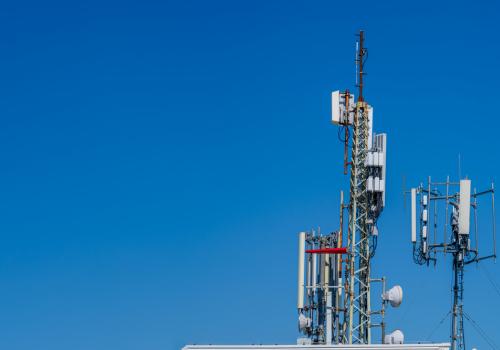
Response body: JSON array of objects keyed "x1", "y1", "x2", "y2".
[{"x1": 409, "y1": 177, "x2": 496, "y2": 350}]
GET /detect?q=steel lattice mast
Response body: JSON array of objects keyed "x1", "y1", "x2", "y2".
[
  {"x1": 452, "y1": 256, "x2": 465, "y2": 350},
  {"x1": 344, "y1": 30, "x2": 372, "y2": 344},
  {"x1": 297, "y1": 30, "x2": 391, "y2": 345}
]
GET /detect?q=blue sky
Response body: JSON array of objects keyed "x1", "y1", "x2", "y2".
[{"x1": 1, "y1": 1, "x2": 500, "y2": 350}]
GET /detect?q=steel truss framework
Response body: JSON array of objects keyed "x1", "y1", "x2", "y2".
[
  {"x1": 344, "y1": 102, "x2": 371, "y2": 344},
  {"x1": 299, "y1": 30, "x2": 385, "y2": 345},
  {"x1": 452, "y1": 256, "x2": 465, "y2": 350}
]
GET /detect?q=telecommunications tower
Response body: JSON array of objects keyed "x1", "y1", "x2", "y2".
[
  {"x1": 408, "y1": 177, "x2": 496, "y2": 350},
  {"x1": 296, "y1": 30, "x2": 403, "y2": 346},
  {"x1": 183, "y1": 29, "x2": 455, "y2": 350}
]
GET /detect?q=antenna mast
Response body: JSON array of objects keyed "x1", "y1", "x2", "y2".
[
  {"x1": 357, "y1": 31, "x2": 365, "y2": 102},
  {"x1": 408, "y1": 178, "x2": 497, "y2": 350},
  {"x1": 344, "y1": 29, "x2": 373, "y2": 343},
  {"x1": 297, "y1": 30, "x2": 397, "y2": 346}
]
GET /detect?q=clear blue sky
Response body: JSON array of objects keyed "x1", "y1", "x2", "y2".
[{"x1": 1, "y1": 1, "x2": 499, "y2": 350}]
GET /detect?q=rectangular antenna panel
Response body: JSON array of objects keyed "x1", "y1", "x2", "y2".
[
  {"x1": 366, "y1": 152, "x2": 374, "y2": 166},
  {"x1": 411, "y1": 188, "x2": 417, "y2": 242},
  {"x1": 331, "y1": 91, "x2": 355, "y2": 125},
  {"x1": 373, "y1": 134, "x2": 387, "y2": 206},
  {"x1": 378, "y1": 152, "x2": 384, "y2": 166},
  {"x1": 459, "y1": 179, "x2": 471, "y2": 235},
  {"x1": 379, "y1": 179, "x2": 385, "y2": 192},
  {"x1": 367, "y1": 176, "x2": 374, "y2": 191},
  {"x1": 332, "y1": 91, "x2": 340, "y2": 123},
  {"x1": 368, "y1": 106, "x2": 373, "y2": 149},
  {"x1": 422, "y1": 209, "x2": 428, "y2": 222}
]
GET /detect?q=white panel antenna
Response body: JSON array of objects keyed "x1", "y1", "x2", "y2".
[
  {"x1": 368, "y1": 106, "x2": 374, "y2": 149},
  {"x1": 367, "y1": 134, "x2": 387, "y2": 207},
  {"x1": 411, "y1": 188, "x2": 417, "y2": 242},
  {"x1": 459, "y1": 179, "x2": 471, "y2": 235},
  {"x1": 380, "y1": 134, "x2": 387, "y2": 205},
  {"x1": 331, "y1": 90, "x2": 355, "y2": 125},
  {"x1": 331, "y1": 91, "x2": 340, "y2": 124}
]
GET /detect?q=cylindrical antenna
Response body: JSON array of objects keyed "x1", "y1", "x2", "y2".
[
  {"x1": 298, "y1": 231, "x2": 306, "y2": 309},
  {"x1": 306, "y1": 240, "x2": 311, "y2": 297},
  {"x1": 312, "y1": 238, "x2": 317, "y2": 293}
]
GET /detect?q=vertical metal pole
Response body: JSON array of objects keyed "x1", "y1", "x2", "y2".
[
  {"x1": 312, "y1": 234, "x2": 317, "y2": 324},
  {"x1": 367, "y1": 267, "x2": 371, "y2": 344},
  {"x1": 445, "y1": 176, "x2": 450, "y2": 255},
  {"x1": 428, "y1": 177, "x2": 432, "y2": 205},
  {"x1": 451, "y1": 255, "x2": 458, "y2": 350},
  {"x1": 434, "y1": 185, "x2": 438, "y2": 259},
  {"x1": 458, "y1": 154, "x2": 461, "y2": 180},
  {"x1": 428, "y1": 176, "x2": 431, "y2": 260},
  {"x1": 346, "y1": 194, "x2": 357, "y2": 344},
  {"x1": 474, "y1": 188, "x2": 478, "y2": 255},
  {"x1": 319, "y1": 238, "x2": 325, "y2": 339},
  {"x1": 492, "y1": 182, "x2": 496, "y2": 260},
  {"x1": 381, "y1": 277, "x2": 386, "y2": 344},
  {"x1": 311, "y1": 231, "x2": 316, "y2": 323},
  {"x1": 336, "y1": 191, "x2": 344, "y2": 343}
]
